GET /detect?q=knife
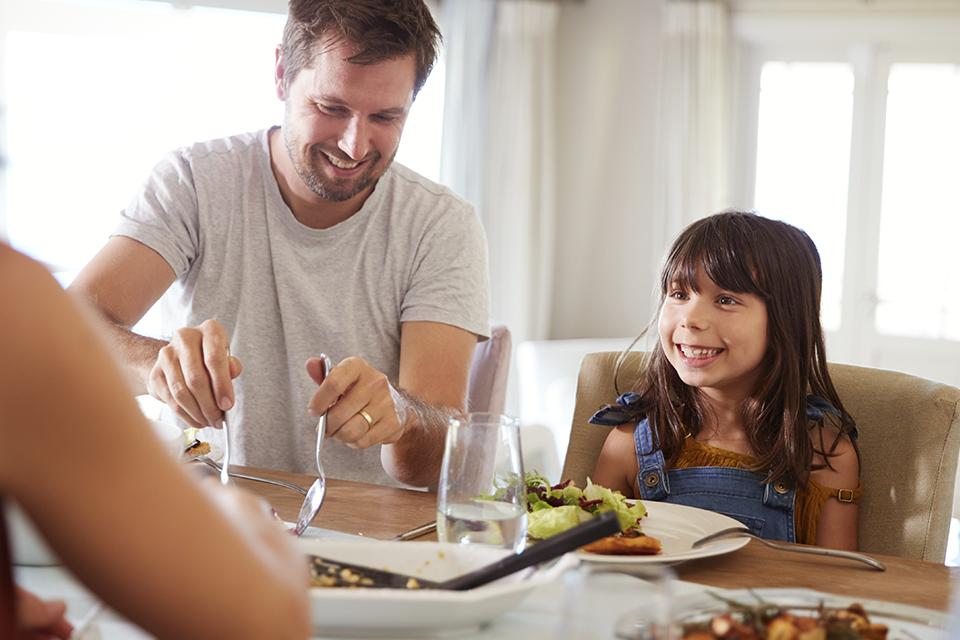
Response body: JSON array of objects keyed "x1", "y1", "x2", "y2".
[{"x1": 309, "y1": 510, "x2": 622, "y2": 591}]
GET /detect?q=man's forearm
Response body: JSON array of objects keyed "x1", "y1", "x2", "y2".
[
  {"x1": 76, "y1": 298, "x2": 165, "y2": 396},
  {"x1": 381, "y1": 384, "x2": 461, "y2": 487}
]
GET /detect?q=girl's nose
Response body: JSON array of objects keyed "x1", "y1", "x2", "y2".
[
  {"x1": 338, "y1": 116, "x2": 370, "y2": 161},
  {"x1": 680, "y1": 299, "x2": 709, "y2": 330}
]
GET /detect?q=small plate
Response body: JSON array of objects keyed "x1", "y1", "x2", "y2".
[
  {"x1": 297, "y1": 538, "x2": 577, "y2": 637},
  {"x1": 579, "y1": 501, "x2": 749, "y2": 565},
  {"x1": 672, "y1": 588, "x2": 945, "y2": 639}
]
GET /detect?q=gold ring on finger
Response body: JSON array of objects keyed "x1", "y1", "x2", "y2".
[{"x1": 358, "y1": 410, "x2": 374, "y2": 427}]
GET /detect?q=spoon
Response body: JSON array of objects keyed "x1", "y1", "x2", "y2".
[
  {"x1": 692, "y1": 526, "x2": 886, "y2": 571},
  {"x1": 295, "y1": 353, "x2": 332, "y2": 536}
]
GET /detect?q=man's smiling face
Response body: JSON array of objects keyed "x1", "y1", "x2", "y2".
[{"x1": 278, "y1": 37, "x2": 415, "y2": 205}]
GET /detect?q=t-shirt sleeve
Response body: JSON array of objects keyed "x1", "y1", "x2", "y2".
[
  {"x1": 400, "y1": 206, "x2": 491, "y2": 340},
  {"x1": 111, "y1": 150, "x2": 201, "y2": 278}
]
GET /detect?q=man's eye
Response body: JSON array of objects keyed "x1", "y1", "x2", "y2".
[
  {"x1": 372, "y1": 114, "x2": 399, "y2": 124},
  {"x1": 319, "y1": 105, "x2": 345, "y2": 115}
]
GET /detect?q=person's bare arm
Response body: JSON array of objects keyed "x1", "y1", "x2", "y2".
[
  {"x1": 0, "y1": 245, "x2": 310, "y2": 640},
  {"x1": 593, "y1": 424, "x2": 641, "y2": 497},
  {"x1": 67, "y1": 236, "x2": 176, "y2": 391},
  {"x1": 810, "y1": 429, "x2": 860, "y2": 551},
  {"x1": 68, "y1": 236, "x2": 240, "y2": 428},
  {"x1": 306, "y1": 321, "x2": 476, "y2": 487}
]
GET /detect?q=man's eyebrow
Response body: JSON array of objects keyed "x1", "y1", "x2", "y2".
[{"x1": 316, "y1": 95, "x2": 408, "y2": 118}]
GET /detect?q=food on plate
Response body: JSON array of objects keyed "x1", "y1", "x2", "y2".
[
  {"x1": 183, "y1": 441, "x2": 211, "y2": 457},
  {"x1": 681, "y1": 597, "x2": 890, "y2": 639},
  {"x1": 523, "y1": 472, "x2": 661, "y2": 555},
  {"x1": 182, "y1": 427, "x2": 211, "y2": 457},
  {"x1": 581, "y1": 530, "x2": 662, "y2": 555}
]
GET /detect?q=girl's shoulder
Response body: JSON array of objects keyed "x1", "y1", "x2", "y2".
[{"x1": 808, "y1": 423, "x2": 860, "y2": 490}]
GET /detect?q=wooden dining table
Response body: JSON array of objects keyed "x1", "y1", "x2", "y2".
[{"x1": 233, "y1": 464, "x2": 957, "y2": 614}]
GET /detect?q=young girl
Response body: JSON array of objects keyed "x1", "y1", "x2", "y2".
[{"x1": 592, "y1": 210, "x2": 861, "y2": 551}]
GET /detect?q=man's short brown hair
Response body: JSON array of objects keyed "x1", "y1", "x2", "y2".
[{"x1": 281, "y1": 0, "x2": 441, "y2": 98}]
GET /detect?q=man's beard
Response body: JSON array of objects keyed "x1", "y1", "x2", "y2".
[{"x1": 285, "y1": 137, "x2": 394, "y2": 204}]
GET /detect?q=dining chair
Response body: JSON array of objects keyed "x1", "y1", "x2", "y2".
[
  {"x1": 467, "y1": 320, "x2": 512, "y2": 415},
  {"x1": 561, "y1": 351, "x2": 960, "y2": 563}
]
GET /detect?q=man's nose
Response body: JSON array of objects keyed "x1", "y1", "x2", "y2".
[{"x1": 338, "y1": 116, "x2": 370, "y2": 161}]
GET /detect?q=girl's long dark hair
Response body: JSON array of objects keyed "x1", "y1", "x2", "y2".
[{"x1": 618, "y1": 210, "x2": 858, "y2": 486}]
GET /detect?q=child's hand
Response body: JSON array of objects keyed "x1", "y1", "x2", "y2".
[{"x1": 14, "y1": 585, "x2": 74, "y2": 639}]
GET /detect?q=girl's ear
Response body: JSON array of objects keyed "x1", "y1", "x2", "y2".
[{"x1": 274, "y1": 46, "x2": 287, "y2": 101}]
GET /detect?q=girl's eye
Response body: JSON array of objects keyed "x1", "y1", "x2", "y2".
[
  {"x1": 718, "y1": 296, "x2": 738, "y2": 306},
  {"x1": 668, "y1": 290, "x2": 688, "y2": 300}
]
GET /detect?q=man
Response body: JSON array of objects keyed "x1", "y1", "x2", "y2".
[{"x1": 68, "y1": 0, "x2": 490, "y2": 488}]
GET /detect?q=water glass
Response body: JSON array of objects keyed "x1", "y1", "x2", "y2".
[
  {"x1": 436, "y1": 413, "x2": 527, "y2": 553},
  {"x1": 556, "y1": 562, "x2": 677, "y2": 640}
]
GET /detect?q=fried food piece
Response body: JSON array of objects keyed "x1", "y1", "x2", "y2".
[
  {"x1": 581, "y1": 533, "x2": 662, "y2": 555},
  {"x1": 183, "y1": 441, "x2": 212, "y2": 457}
]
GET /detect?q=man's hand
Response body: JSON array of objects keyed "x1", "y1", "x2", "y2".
[
  {"x1": 14, "y1": 586, "x2": 73, "y2": 640},
  {"x1": 146, "y1": 319, "x2": 242, "y2": 429},
  {"x1": 305, "y1": 356, "x2": 404, "y2": 449}
]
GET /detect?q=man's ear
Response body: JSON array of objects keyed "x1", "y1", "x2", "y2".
[{"x1": 274, "y1": 45, "x2": 287, "y2": 101}]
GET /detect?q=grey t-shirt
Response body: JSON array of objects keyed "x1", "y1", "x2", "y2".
[{"x1": 115, "y1": 128, "x2": 490, "y2": 487}]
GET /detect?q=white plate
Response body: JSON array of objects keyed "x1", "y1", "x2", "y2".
[
  {"x1": 297, "y1": 538, "x2": 577, "y2": 637},
  {"x1": 672, "y1": 588, "x2": 945, "y2": 639},
  {"x1": 579, "y1": 501, "x2": 749, "y2": 565}
]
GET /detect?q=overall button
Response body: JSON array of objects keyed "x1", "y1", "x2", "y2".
[
  {"x1": 774, "y1": 480, "x2": 790, "y2": 494},
  {"x1": 644, "y1": 472, "x2": 660, "y2": 487}
]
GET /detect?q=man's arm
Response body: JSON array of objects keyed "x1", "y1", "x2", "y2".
[
  {"x1": 306, "y1": 321, "x2": 478, "y2": 487},
  {"x1": 385, "y1": 321, "x2": 478, "y2": 486},
  {"x1": 68, "y1": 236, "x2": 239, "y2": 428},
  {"x1": 68, "y1": 236, "x2": 176, "y2": 391}
]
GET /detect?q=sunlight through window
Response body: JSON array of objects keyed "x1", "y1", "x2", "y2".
[
  {"x1": 754, "y1": 62, "x2": 854, "y2": 332},
  {"x1": 876, "y1": 63, "x2": 960, "y2": 340}
]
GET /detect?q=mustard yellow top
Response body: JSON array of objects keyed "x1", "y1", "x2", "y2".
[{"x1": 673, "y1": 438, "x2": 862, "y2": 546}]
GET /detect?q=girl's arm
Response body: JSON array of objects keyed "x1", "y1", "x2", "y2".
[
  {"x1": 592, "y1": 424, "x2": 641, "y2": 497},
  {"x1": 0, "y1": 246, "x2": 311, "y2": 640},
  {"x1": 809, "y1": 428, "x2": 860, "y2": 551}
]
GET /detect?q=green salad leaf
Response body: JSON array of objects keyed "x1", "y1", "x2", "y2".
[{"x1": 523, "y1": 472, "x2": 646, "y2": 540}]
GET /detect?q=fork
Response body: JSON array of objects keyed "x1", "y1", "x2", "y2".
[
  {"x1": 294, "y1": 354, "x2": 332, "y2": 536},
  {"x1": 692, "y1": 526, "x2": 886, "y2": 571},
  {"x1": 187, "y1": 454, "x2": 309, "y2": 496}
]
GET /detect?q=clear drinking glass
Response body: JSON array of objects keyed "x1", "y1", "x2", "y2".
[
  {"x1": 436, "y1": 413, "x2": 527, "y2": 553},
  {"x1": 556, "y1": 562, "x2": 677, "y2": 640}
]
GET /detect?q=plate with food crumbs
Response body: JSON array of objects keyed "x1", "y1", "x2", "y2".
[
  {"x1": 579, "y1": 501, "x2": 748, "y2": 565},
  {"x1": 663, "y1": 588, "x2": 945, "y2": 640},
  {"x1": 296, "y1": 538, "x2": 577, "y2": 637}
]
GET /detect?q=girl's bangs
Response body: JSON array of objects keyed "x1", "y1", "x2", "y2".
[{"x1": 663, "y1": 235, "x2": 762, "y2": 296}]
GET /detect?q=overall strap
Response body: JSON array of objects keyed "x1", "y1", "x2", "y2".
[{"x1": 634, "y1": 417, "x2": 670, "y2": 499}]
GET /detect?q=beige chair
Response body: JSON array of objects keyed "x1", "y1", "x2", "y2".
[
  {"x1": 467, "y1": 320, "x2": 511, "y2": 414},
  {"x1": 562, "y1": 351, "x2": 960, "y2": 563}
]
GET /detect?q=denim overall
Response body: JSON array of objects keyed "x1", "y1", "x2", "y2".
[
  {"x1": 589, "y1": 393, "x2": 845, "y2": 544},
  {"x1": 632, "y1": 416, "x2": 796, "y2": 542}
]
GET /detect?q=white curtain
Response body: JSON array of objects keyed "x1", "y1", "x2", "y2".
[
  {"x1": 653, "y1": 0, "x2": 733, "y2": 268},
  {"x1": 440, "y1": 0, "x2": 560, "y2": 347}
]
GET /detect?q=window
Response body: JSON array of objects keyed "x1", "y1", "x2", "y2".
[
  {"x1": 2, "y1": 0, "x2": 445, "y2": 278},
  {"x1": 875, "y1": 63, "x2": 960, "y2": 340},
  {"x1": 753, "y1": 62, "x2": 854, "y2": 332}
]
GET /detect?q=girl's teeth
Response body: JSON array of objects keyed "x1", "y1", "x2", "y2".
[{"x1": 682, "y1": 346, "x2": 719, "y2": 357}]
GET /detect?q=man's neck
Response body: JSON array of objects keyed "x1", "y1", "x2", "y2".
[{"x1": 268, "y1": 127, "x2": 374, "y2": 230}]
